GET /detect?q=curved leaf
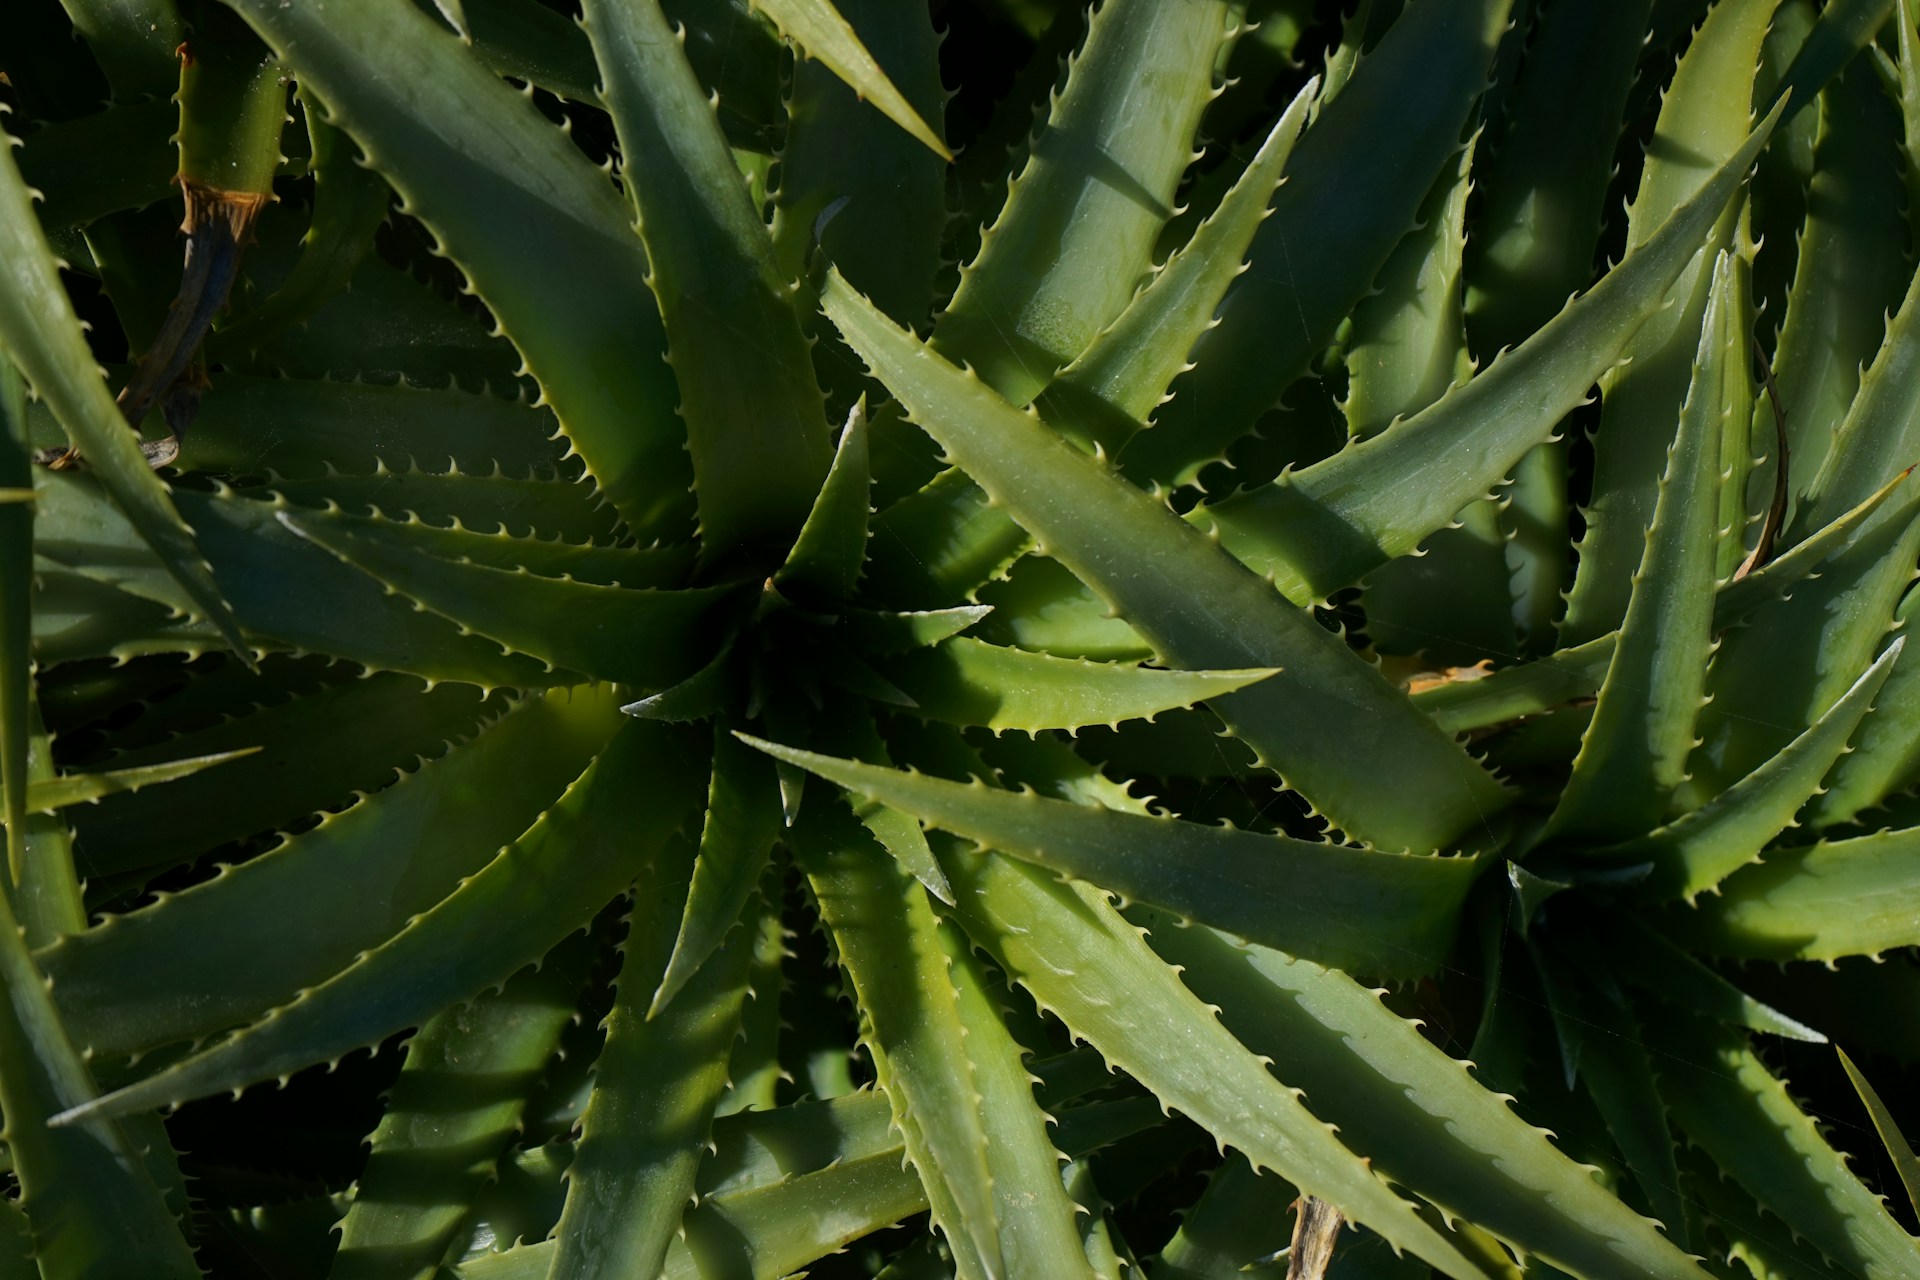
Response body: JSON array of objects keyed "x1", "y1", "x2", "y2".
[
  {"x1": 882, "y1": 637, "x2": 1275, "y2": 733},
  {"x1": 0, "y1": 108, "x2": 244, "y2": 655},
  {"x1": 936, "y1": 843, "x2": 1485, "y2": 1280},
  {"x1": 1670, "y1": 823, "x2": 1920, "y2": 961},
  {"x1": 548, "y1": 843, "x2": 754, "y2": 1280},
  {"x1": 1193, "y1": 105, "x2": 1781, "y2": 607},
  {"x1": 750, "y1": 0, "x2": 950, "y2": 161},
  {"x1": 580, "y1": 0, "x2": 831, "y2": 558},
  {"x1": 333, "y1": 945, "x2": 589, "y2": 1280},
  {"x1": 746, "y1": 736, "x2": 1484, "y2": 979},
  {"x1": 220, "y1": 0, "x2": 693, "y2": 538},
  {"x1": 822, "y1": 270, "x2": 1507, "y2": 851},
  {"x1": 281, "y1": 507, "x2": 729, "y2": 687},
  {"x1": 41, "y1": 685, "x2": 624, "y2": 1055},
  {"x1": 54, "y1": 719, "x2": 704, "y2": 1123}
]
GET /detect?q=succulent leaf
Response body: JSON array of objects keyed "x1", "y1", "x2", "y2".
[
  {"x1": 55, "y1": 719, "x2": 704, "y2": 1123},
  {"x1": 581, "y1": 0, "x2": 832, "y2": 559},
  {"x1": 1196, "y1": 104, "x2": 1782, "y2": 608},
  {"x1": 745, "y1": 735, "x2": 1483, "y2": 979},
  {"x1": 822, "y1": 270, "x2": 1507, "y2": 850},
  {"x1": 220, "y1": 0, "x2": 694, "y2": 539},
  {"x1": 40, "y1": 685, "x2": 623, "y2": 1055}
]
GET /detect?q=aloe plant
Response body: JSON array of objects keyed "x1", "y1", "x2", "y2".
[{"x1": 1, "y1": 0, "x2": 1919, "y2": 1276}]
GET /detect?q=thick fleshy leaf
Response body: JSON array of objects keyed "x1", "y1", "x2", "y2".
[
  {"x1": 750, "y1": 0, "x2": 949, "y2": 161},
  {"x1": 1036, "y1": 80, "x2": 1316, "y2": 454},
  {"x1": 881, "y1": 637, "x2": 1275, "y2": 733},
  {"x1": 0, "y1": 359, "x2": 31, "y2": 906},
  {"x1": 797, "y1": 804, "x2": 1066, "y2": 1280},
  {"x1": 580, "y1": 0, "x2": 831, "y2": 558},
  {"x1": 0, "y1": 109, "x2": 245, "y2": 656},
  {"x1": 1120, "y1": 0, "x2": 1512, "y2": 488},
  {"x1": 746, "y1": 737, "x2": 1483, "y2": 979},
  {"x1": 220, "y1": 0, "x2": 693, "y2": 538},
  {"x1": 1765, "y1": 60, "x2": 1909, "y2": 503},
  {"x1": 548, "y1": 841, "x2": 754, "y2": 1280},
  {"x1": 936, "y1": 843, "x2": 1485, "y2": 1280},
  {"x1": 66, "y1": 671, "x2": 498, "y2": 881},
  {"x1": 23, "y1": 747, "x2": 257, "y2": 815},
  {"x1": 823, "y1": 270, "x2": 1507, "y2": 851},
  {"x1": 333, "y1": 945, "x2": 589, "y2": 1280},
  {"x1": 1545, "y1": 252, "x2": 1736, "y2": 845},
  {"x1": 1654, "y1": 1012, "x2": 1920, "y2": 1280},
  {"x1": 768, "y1": 0, "x2": 944, "y2": 332},
  {"x1": 1413, "y1": 462, "x2": 1920, "y2": 734},
  {"x1": 1558, "y1": 0, "x2": 1772, "y2": 642},
  {"x1": 1149, "y1": 920, "x2": 1712, "y2": 1280},
  {"x1": 1194, "y1": 104, "x2": 1780, "y2": 608},
  {"x1": 282, "y1": 507, "x2": 728, "y2": 687},
  {"x1": 1670, "y1": 822, "x2": 1920, "y2": 961},
  {"x1": 0, "y1": 826, "x2": 199, "y2": 1276},
  {"x1": 650, "y1": 728, "x2": 781, "y2": 1017},
  {"x1": 41, "y1": 686, "x2": 624, "y2": 1055},
  {"x1": 777, "y1": 399, "x2": 871, "y2": 601},
  {"x1": 1596, "y1": 640, "x2": 1902, "y2": 900},
  {"x1": 1838, "y1": 1047, "x2": 1920, "y2": 1219},
  {"x1": 54, "y1": 719, "x2": 704, "y2": 1124},
  {"x1": 935, "y1": 0, "x2": 1233, "y2": 404}
]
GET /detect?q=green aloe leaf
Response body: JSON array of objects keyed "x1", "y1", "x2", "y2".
[
  {"x1": 972, "y1": 557, "x2": 1152, "y2": 661},
  {"x1": 0, "y1": 359, "x2": 30, "y2": 905},
  {"x1": 935, "y1": 0, "x2": 1232, "y2": 404},
  {"x1": 799, "y1": 818, "x2": 996, "y2": 1278},
  {"x1": 208, "y1": 104, "x2": 391, "y2": 356},
  {"x1": 22, "y1": 746, "x2": 258, "y2": 815},
  {"x1": 0, "y1": 108, "x2": 245, "y2": 657},
  {"x1": 1119, "y1": 0, "x2": 1513, "y2": 488},
  {"x1": 14, "y1": 100, "x2": 177, "y2": 233},
  {"x1": 40, "y1": 685, "x2": 623, "y2": 1055},
  {"x1": 937, "y1": 843, "x2": 1486, "y2": 1280},
  {"x1": 1413, "y1": 465, "x2": 1920, "y2": 733},
  {"x1": 65, "y1": 670, "x2": 498, "y2": 881},
  {"x1": 219, "y1": 0, "x2": 693, "y2": 539},
  {"x1": 281, "y1": 507, "x2": 728, "y2": 688},
  {"x1": 0, "y1": 826, "x2": 199, "y2": 1277},
  {"x1": 881, "y1": 637, "x2": 1276, "y2": 733},
  {"x1": 1596, "y1": 639, "x2": 1901, "y2": 900},
  {"x1": 1764, "y1": 59, "x2": 1909, "y2": 504},
  {"x1": 172, "y1": 373, "x2": 569, "y2": 481},
  {"x1": 1654, "y1": 1012, "x2": 1920, "y2": 1280},
  {"x1": 53, "y1": 719, "x2": 704, "y2": 1124},
  {"x1": 1036, "y1": 78, "x2": 1316, "y2": 454},
  {"x1": 580, "y1": 0, "x2": 832, "y2": 559},
  {"x1": 1763, "y1": 0, "x2": 1896, "y2": 121},
  {"x1": 750, "y1": 0, "x2": 950, "y2": 161},
  {"x1": 333, "y1": 943, "x2": 590, "y2": 1280},
  {"x1": 1193, "y1": 104, "x2": 1781, "y2": 608},
  {"x1": 650, "y1": 727, "x2": 782, "y2": 1017},
  {"x1": 459, "y1": 1110, "x2": 928, "y2": 1279},
  {"x1": 1606, "y1": 918, "x2": 1826, "y2": 1043},
  {"x1": 778, "y1": 399, "x2": 872, "y2": 602},
  {"x1": 823, "y1": 269, "x2": 1506, "y2": 851},
  {"x1": 264, "y1": 505, "x2": 687, "y2": 588},
  {"x1": 1149, "y1": 920, "x2": 1712, "y2": 1280},
  {"x1": 549, "y1": 843, "x2": 755, "y2": 1280},
  {"x1": 767, "y1": 0, "x2": 946, "y2": 328},
  {"x1": 1545, "y1": 252, "x2": 1737, "y2": 845},
  {"x1": 1837, "y1": 1047, "x2": 1920, "y2": 1220},
  {"x1": 1348, "y1": 136, "x2": 1513, "y2": 667},
  {"x1": 747, "y1": 735, "x2": 1483, "y2": 979},
  {"x1": 1558, "y1": 0, "x2": 1772, "y2": 642},
  {"x1": 255, "y1": 470, "x2": 620, "y2": 547},
  {"x1": 1669, "y1": 822, "x2": 1920, "y2": 962},
  {"x1": 60, "y1": 0, "x2": 182, "y2": 98}
]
